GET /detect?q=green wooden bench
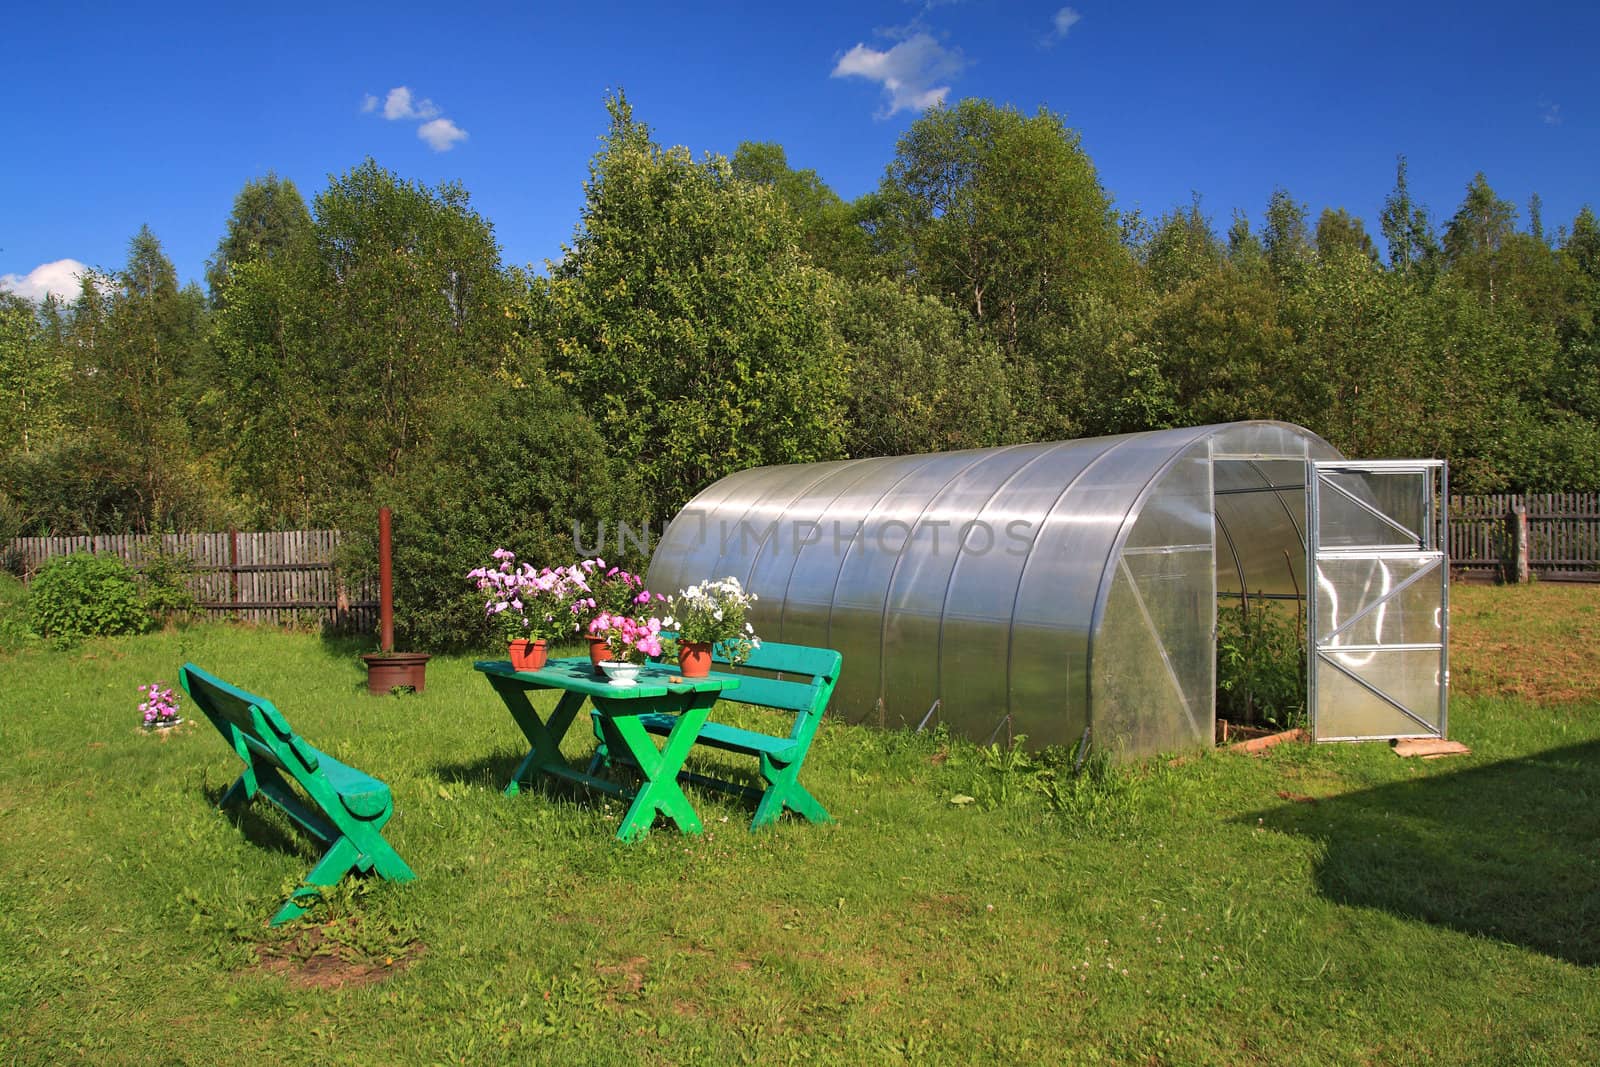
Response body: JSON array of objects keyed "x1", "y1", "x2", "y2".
[
  {"x1": 180, "y1": 663, "x2": 416, "y2": 925},
  {"x1": 591, "y1": 641, "x2": 841, "y2": 831}
]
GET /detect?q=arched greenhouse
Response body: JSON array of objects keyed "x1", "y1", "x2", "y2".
[{"x1": 647, "y1": 421, "x2": 1449, "y2": 760}]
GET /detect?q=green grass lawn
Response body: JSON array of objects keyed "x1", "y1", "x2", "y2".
[{"x1": 1, "y1": 583, "x2": 1597, "y2": 1064}]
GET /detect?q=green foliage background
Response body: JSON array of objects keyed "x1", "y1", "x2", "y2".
[{"x1": 3, "y1": 93, "x2": 1599, "y2": 647}]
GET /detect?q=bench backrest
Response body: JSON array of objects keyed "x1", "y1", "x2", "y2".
[
  {"x1": 713, "y1": 641, "x2": 841, "y2": 734},
  {"x1": 180, "y1": 663, "x2": 321, "y2": 777}
]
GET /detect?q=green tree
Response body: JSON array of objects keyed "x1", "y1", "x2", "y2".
[
  {"x1": 1281, "y1": 246, "x2": 1430, "y2": 459},
  {"x1": 876, "y1": 100, "x2": 1131, "y2": 339},
  {"x1": 834, "y1": 277, "x2": 1013, "y2": 457},
  {"x1": 1262, "y1": 187, "x2": 1313, "y2": 280},
  {"x1": 1553, "y1": 208, "x2": 1600, "y2": 433},
  {"x1": 872, "y1": 99, "x2": 1134, "y2": 440},
  {"x1": 1379, "y1": 155, "x2": 1439, "y2": 274},
  {"x1": 1443, "y1": 172, "x2": 1518, "y2": 304},
  {"x1": 1142, "y1": 195, "x2": 1224, "y2": 294},
  {"x1": 1565, "y1": 206, "x2": 1600, "y2": 279},
  {"x1": 1226, "y1": 211, "x2": 1265, "y2": 271},
  {"x1": 731, "y1": 142, "x2": 873, "y2": 279},
  {"x1": 64, "y1": 227, "x2": 215, "y2": 531},
  {"x1": 1528, "y1": 193, "x2": 1546, "y2": 246},
  {"x1": 535, "y1": 94, "x2": 849, "y2": 521},
  {"x1": 210, "y1": 249, "x2": 338, "y2": 524},
  {"x1": 1315, "y1": 208, "x2": 1377, "y2": 262},
  {"x1": 213, "y1": 159, "x2": 521, "y2": 524},
  {"x1": 205, "y1": 173, "x2": 314, "y2": 306},
  {"x1": 315, "y1": 160, "x2": 518, "y2": 482},
  {"x1": 1131, "y1": 264, "x2": 1294, "y2": 427},
  {"x1": 0, "y1": 293, "x2": 69, "y2": 456}
]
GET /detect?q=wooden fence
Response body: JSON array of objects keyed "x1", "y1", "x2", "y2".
[
  {"x1": 1448, "y1": 493, "x2": 1600, "y2": 581},
  {"x1": 5, "y1": 530, "x2": 379, "y2": 629},
  {"x1": 7, "y1": 497, "x2": 1596, "y2": 621}
]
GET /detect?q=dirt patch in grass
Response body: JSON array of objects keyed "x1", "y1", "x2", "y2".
[
  {"x1": 1449, "y1": 584, "x2": 1600, "y2": 704},
  {"x1": 596, "y1": 954, "x2": 650, "y2": 998},
  {"x1": 251, "y1": 924, "x2": 424, "y2": 990}
]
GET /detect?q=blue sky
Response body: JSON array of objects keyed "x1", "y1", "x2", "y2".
[{"x1": 3, "y1": 1, "x2": 1595, "y2": 300}]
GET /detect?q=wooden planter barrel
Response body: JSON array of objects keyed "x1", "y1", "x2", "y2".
[{"x1": 360, "y1": 652, "x2": 431, "y2": 694}]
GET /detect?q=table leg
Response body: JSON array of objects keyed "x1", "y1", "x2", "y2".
[
  {"x1": 605, "y1": 706, "x2": 710, "y2": 842},
  {"x1": 490, "y1": 678, "x2": 587, "y2": 797}
]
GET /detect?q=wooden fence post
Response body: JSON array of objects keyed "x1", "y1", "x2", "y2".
[
  {"x1": 1503, "y1": 502, "x2": 1530, "y2": 583},
  {"x1": 228, "y1": 527, "x2": 240, "y2": 608}
]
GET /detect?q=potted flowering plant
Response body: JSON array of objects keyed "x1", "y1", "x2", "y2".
[
  {"x1": 587, "y1": 612, "x2": 664, "y2": 686},
  {"x1": 468, "y1": 549, "x2": 579, "y2": 672},
  {"x1": 139, "y1": 681, "x2": 182, "y2": 730},
  {"x1": 660, "y1": 577, "x2": 761, "y2": 677},
  {"x1": 563, "y1": 559, "x2": 663, "y2": 669}
]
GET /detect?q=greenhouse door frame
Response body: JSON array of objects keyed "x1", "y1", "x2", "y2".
[{"x1": 1305, "y1": 459, "x2": 1449, "y2": 742}]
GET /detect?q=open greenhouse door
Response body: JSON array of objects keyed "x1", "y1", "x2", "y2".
[{"x1": 1306, "y1": 460, "x2": 1449, "y2": 741}]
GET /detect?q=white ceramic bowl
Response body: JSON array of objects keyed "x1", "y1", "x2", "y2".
[{"x1": 599, "y1": 661, "x2": 641, "y2": 687}]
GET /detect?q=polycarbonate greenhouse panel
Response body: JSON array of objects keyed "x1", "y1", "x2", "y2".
[
  {"x1": 648, "y1": 421, "x2": 1345, "y2": 760},
  {"x1": 1214, "y1": 458, "x2": 1310, "y2": 602},
  {"x1": 1306, "y1": 461, "x2": 1448, "y2": 742}
]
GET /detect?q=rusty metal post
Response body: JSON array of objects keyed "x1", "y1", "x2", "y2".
[{"x1": 379, "y1": 506, "x2": 394, "y2": 652}]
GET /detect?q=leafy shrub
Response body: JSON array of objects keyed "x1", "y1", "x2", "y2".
[
  {"x1": 1216, "y1": 600, "x2": 1306, "y2": 729},
  {"x1": 340, "y1": 376, "x2": 644, "y2": 652},
  {"x1": 28, "y1": 552, "x2": 150, "y2": 646},
  {"x1": 137, "y1": 542, "x2": 200, "y2": 626}
]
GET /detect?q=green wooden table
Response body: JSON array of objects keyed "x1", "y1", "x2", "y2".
[{"x1": 473, "y1": 657, "x2": 740, "y2": 842}]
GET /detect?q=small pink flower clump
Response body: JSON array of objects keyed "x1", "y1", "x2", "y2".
[
  {"x1": 139, "y1": 682, "x2": 180, "y2": 726},
  {"x1": 588, "y1": 612, "x2": 664, "y2": 663},
  {"x1": 468, "y1": 549, "x2": 588, "y2": 643}
]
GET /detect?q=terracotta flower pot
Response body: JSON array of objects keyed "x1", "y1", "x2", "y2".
[
  {"x1": 587, "y1": 635, "x2": 611, "y2": 673},
  {"x1": 678, "y1": 640, "x2": 713, "y2": 678},
  {"x1": 509, "y1": 638, "x2": 548, "y2": 673},
  {"x1": 360, "y1": 652, "x2": 431, "y2": 695}
]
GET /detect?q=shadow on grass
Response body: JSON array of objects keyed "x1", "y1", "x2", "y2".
[
  {"x1": 1250, "y1": 740, "x2": 1600, "y2": 965},
  {"x1": 200, "y1": 782, "x2": 316, "y2": 860},
  {"x1": 431, "y1": 750, "x2": 528, "y2": 791},
  {"x1": 317, "y1": 632, "x2": 372, "y2": 659}
]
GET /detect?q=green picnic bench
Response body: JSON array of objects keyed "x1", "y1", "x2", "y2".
[
  {"x1": 179, "y1": 663, "x2": 416, "y2": 925},
  {"x1": 592, "y1": 640, "x2": 841, "y2": 831}
]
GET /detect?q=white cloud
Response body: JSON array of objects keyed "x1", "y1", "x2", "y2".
[
  {"x1": 418, "y1": 117, "x2": 468, "y2": 152},
  {"x1": 1045, "y1": 7, "x2": 1082, "y2": 44},
  {"x1": 0, "y1": 259, "x2": 88, "y2": 303},
  {"x1": 831, "y1": 32, "x2": 967, "y2": 117},
  {"x1": 1540, "y1": 100, "x2": 1562, "y2": 126},
  {"x1": 381, "y1": 86, "x2": 441, "y2": 121},
  {"x1": 361, "y1": 86, "x2": 469, "y2": 151}
]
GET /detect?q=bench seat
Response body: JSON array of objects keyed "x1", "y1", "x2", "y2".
[
  {"x1": 319, "y1": 755, "x2": 392, "y2": 820},
  {"x1": 181, "y1": 663, "x2": 416, "y2": 925},
  {"x1": 594, "y1": 640, "x2": 841, "y2": 831},
  {"x1": 636, "y1": 713, "x2": 801, "y2": 761}
]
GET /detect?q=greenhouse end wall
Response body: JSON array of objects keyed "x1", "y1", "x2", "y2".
[{"x1": 647, "y1": 421, "x2": 1342, "y2": 759}]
